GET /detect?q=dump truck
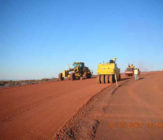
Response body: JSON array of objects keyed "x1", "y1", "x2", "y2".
[
  {"x1": 58, "y1": 62, "x2": 92, "y2": 80},
  {"x1": 124, "y1": 64, "x2": 135, "y2": 77},
  {"x1": 97, "y1": 58, "x2": 121, "y2": 84}
]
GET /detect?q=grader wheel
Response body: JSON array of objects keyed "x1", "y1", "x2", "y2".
[
  {"x1": 58, "y1": 73, "x2": 63, "y2": 81},
  {"x1": 101, "y1": 75, "x2": 105, "y2": 83},
  {"x1": 97, "y1": 75, "x2": 101, "y2": 83},
  {"x1": 105, "y1": 75, "x2": 109, "y2": 84},
  {"x1": 87, "y1": 73, "x2": 91, "y2": 79},
  {"x1": 83, "y1": 72, "x2": 87, "y2": 79},
  {"x1": 70, "y1": 73, "x2": 75, "y2": 80}
]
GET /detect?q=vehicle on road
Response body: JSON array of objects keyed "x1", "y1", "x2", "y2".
[
  {"x1": 124, "y1": 64, "x2": 135, "y2": 77},
  {"x1": 58, "y1": 62, "x2": 92, "y2": 80},
  {"x1": 97, "y1": 58, "x2": 121, "y2": 84}
]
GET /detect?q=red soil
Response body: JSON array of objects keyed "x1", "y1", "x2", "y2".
[
  {"x1": 1, "y1": 72, "x2": 163, "y2": 140},
  {"x1": 0, "y1": 79, "x2": 108, "y2": 139}
]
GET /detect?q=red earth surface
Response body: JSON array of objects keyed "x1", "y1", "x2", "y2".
[
  {"x1": 0, "y1": 72, "x2": 163, "y2": 140},
  {"x1": 0, "y1": 78, "x2": 108, "y2": 139}
]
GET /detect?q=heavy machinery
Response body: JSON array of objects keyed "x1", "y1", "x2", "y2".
[
  {"x1": 124, "y1": 64, "x2": 135, "y2": 77},
  {"x1": 58, "y1": 62, "x2": 92, "y2": 80},
  {"x1": 97, "y1": 58, "x2": 121, "y2": 84}
]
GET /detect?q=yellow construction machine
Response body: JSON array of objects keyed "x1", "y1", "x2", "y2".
[
  {"x1": 97, "y1": 58, "x2": 121, "y2": 84},
  {"x1": 58, "y1": 62, "x2": 92, "y2": 80},
  {"x1": 124, "y1": 64, "x2": 135, "y2": 77}
]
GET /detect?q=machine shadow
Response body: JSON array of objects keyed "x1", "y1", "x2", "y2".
[
  {"x1": 119, "y1": 77, "x2": 130, "y2": 81},
  {"x1": 138, "y1": 77, "x2": 144, "y2": 80}
]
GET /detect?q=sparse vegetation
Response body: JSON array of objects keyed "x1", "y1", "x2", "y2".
[{"x1": 0, "y1": 78, "x2": 58, "y2": 88}]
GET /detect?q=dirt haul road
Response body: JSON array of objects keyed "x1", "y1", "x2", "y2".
[
  {"x1": 0, "y1": 78, "x2": 108, "y2": 139},
  {"x1": 95, "y1": 72, "x2": 163, "y2": 140},
  {"x1": 57, "y1": 72, "x2": 163, "y2": 140}
]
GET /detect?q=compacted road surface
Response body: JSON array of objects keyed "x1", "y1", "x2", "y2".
[
  {"x1": 56, "y1": 72, "x2": 163, "y2": 140},
  {"x1": 0, "y1": 78, "x2": 108, "y2": 139},
  {"x1": 95, "y1": 72, "x2": 163, "y2": 140}
]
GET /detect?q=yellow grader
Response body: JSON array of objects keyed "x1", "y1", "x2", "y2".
[
  {"x1": 58, "y1": 62, "x2": 92, "y2": 80},
  {"x1": 97, "y1": 58, "x2": 121, "y2": 84}
]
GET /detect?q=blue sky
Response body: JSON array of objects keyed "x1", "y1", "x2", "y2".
[{"x1": 0, "y1": 0, "x2": 163, "y2": 80}]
